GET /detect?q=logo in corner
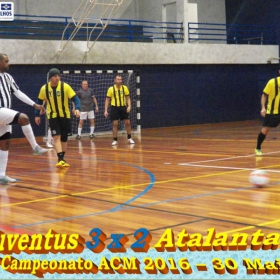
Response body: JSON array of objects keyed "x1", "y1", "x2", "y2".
[{"x1": 0, "y1": 2, "x2": 14, "y2": 21}]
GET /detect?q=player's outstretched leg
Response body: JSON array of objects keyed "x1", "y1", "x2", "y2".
[{"x1": 18, "y1": 113, "x2": 48, "y2": 155}]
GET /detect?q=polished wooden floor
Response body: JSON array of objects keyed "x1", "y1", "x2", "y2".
[{"x1": 3, "y1": 120, "x2": 280, "y2": 245}]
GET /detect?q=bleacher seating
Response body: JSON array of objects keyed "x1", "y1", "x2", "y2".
[{"x1": 0, "y1": 19, "x2": 153, "y2": 42}]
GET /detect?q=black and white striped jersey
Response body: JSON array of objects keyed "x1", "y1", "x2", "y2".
[{"x1": 0, "y1": 72, "x2": 19, "y2": 108}]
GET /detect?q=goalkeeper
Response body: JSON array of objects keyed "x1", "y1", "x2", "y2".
[
  {"x1": 104, "y1": 75, "x2": 135, "y2": 146},
  {"x1": 75, "y1": 80, "x2": 99, "y2": 140}
]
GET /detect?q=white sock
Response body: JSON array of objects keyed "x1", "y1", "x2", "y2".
[
  {"x1": 22, "y1": 124, "x2": 37, "y2": 150},
  {"x1": 78, "y1": 128, "x2": 82, "y2": 136},
  {"x1": 0, "y1": 150, "x2": 8, "y2": 177},
  {"x1": 47, "y1": 128, "x2": 52, "y2": 143},
  {"x1": 90, "y1": 126, "x2": 95, "y2": 134}
]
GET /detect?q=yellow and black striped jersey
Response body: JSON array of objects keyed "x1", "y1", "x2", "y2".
[
  {"x1": 264, "y1": 77, "x2": 280, "y2": 114},
  {"x1": 106, "y1": 85, "x2": 129, "y2": 107},
  {"x1": 38, "y1": 81, "x2": 76, "y2": 119}
]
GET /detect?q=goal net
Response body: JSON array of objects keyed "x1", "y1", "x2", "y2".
[{"x1": 45, "y1": 70, "x2": 140, "y2": 138}]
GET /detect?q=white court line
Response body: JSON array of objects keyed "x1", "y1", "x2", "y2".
[
  {"x1": 180, "y1": 163, "x2": 280, "y2": 173},
  {"x1": 178, "y1": 150, "x2": 280, "y2": 165}
]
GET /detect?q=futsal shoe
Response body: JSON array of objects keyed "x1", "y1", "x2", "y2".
[
  {"x1": 33, "y1": 145, "x2": 48, "y2": 155},
  {"x1": 56, "y1": 160, "x2": 70, "y2": 168},
  {"x1": 255, "y1": 149, "x2": 263, "y2": 156},
  {"x1": 128, "y1": 138, "x2": 135, "y2": 144},
  {"x1": 46, "y1": 142, "x2": 53, "y2": 148},
  {"x1": 0, "y1": 176, "x2": 17, "y2": 184},
  {"x1": 90, "y1": 134, "x2": 95, "y2": 139},
  {"x1": 76, "y1": 135, "x2": 81, "y2": 140},
  {"x1": 112, "y1": 140, "x2": 118, "y2": 146}
]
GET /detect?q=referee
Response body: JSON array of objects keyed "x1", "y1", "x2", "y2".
[
  {"x1": 104, "y1": 75, "x2": 135, "y2": 146},
  {"x1": 0, "y1": 53, "x2": 47, "y2": 184}
]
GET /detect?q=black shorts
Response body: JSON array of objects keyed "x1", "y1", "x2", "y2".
[
  {"x1": 110, "y1": 106, "x2": 129, "y2": 121},
  {"x1": 49, "y1": 117, "x2": 71, "y2": 137},
  {"x1": 263, "y1": 114, "x2": 280, "y2": 127},
  {"x1": 0, "y1": 132, "x2": 11, "y2": 141}
]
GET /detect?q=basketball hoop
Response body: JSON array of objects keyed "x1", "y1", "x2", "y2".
[{"x1": 59, "y1": 0, "x2": 126, "y2": 52}]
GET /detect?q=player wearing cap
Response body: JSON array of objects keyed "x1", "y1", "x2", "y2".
[{"x1": 35, "y1": 68, "x2": 81, "y2": 167}]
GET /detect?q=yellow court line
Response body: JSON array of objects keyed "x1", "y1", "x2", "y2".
[
  {"x1": 221, "y1": 219, "x2": 280, "y2": 235},
  {"x1": 142, "y1": 136, "x2": 257, "y2": 142},
  {"x1": 258, "y1": 219, "x2": 280, "y2": 226},
  {"x1": 0, "y1": 167, "x2": 257, "y2": 208},
  {"x1": 212, "y1": 210, "x2": 280, "y2": 236},
  {"x1": 226, "y1": 199, "x2": 280, "y2": 210},
  {"x1": 96, "y1": 148, "x2": 235, "y2": 157},
  {"x1": 1, "y1": 168, "x2": 249, "y2": 208},
  {"x1": 3, "y1": 163, "x2": 280, "y2": 208},
  {"x1": 202, "y1": 222, "x2": 280, "y2": 241},
  {"x1": 220, "y1": 226, "x2": 256, "y2": 234},
  {"x1": 15, "y1": 148, "x2": 234, "y2": 158},
  {"x1": 154, "y1": 163, "x2": 280, "y2": 185},
  {"x1": 97, "y1": 146, "x2": 280, "y2": 158}
]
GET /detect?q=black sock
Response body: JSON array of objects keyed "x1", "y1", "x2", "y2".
[
  {"x1": 127, "y1": 134, "x2": 131, "y2": 139},
  {"x1": 114, "y1": 137, "x2": 117, "y2": 141},
  {"x1": 256, "y1": 132, "x2": 266, "y2": 149},
  {"x1": 57, "y1": 152, "x2": 64, "y2": 161}
]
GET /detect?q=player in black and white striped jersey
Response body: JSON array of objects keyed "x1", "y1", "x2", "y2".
[{"x1": 0, "y1": 53, "x2": 47, "y2": 184}]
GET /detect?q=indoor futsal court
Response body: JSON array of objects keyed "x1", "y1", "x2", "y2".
[{"x1": 2, "y1": 119, "x2": 280, "y2": 244}]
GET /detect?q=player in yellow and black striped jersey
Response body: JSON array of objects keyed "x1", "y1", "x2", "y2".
[
  {"x1": 104, "y1": 75, "x2": 134, "y2": 146},
  {"x1": 35, "y1": 68, "x2": 81, "y2": 167},
  {"x1": 255, "y1": 70, "x2": 280, "y2": 156}
]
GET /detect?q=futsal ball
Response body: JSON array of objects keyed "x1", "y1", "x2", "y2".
[{"x1": 249, "y1": 170, "x2": 270, "y2": 187}]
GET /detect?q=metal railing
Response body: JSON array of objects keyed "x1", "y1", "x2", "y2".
[
  {"x1": 188, "y1": 22, "x2": 277, "y2": 45},
  {"x1": 1, "y1": 15, "x2": 276, "y2": 45},
  {"x1": 0, "y1": 14, "x2": 184, "y2": 43}
]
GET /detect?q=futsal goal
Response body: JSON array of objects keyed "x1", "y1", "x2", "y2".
[{"x1": 45, "y1": 70, "x2": 140, "y2": 139}]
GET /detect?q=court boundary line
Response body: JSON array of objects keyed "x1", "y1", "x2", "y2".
[
  {"x1": 178, "y1": 150, "x2": 280, "y2": 165},
  {"x1": 180, "y1": 163, "x2": 280, "y2": 173}
]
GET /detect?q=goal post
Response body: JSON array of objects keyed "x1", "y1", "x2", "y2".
[{"x1": 44, "y1": 70, "x2": 140, "y2": 139}]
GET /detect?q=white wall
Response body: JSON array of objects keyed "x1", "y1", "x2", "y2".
[
  {"x1": 12, "y1": 0, "x2": 133, "y2": 19},
  {"x1": 118, "y1": 0, "x2": 139, "y2": 20},
  {"x1": 0, "y1": 39, "x2": 278, "y2": 65},
  {"x1": 13, "y1": 0, "x2": 79, "y2": 17},
  {"x1": 12, "y1": 0, "x2": 225, "y2": 23},
  {"x1": 188, "y1": 0, "x2": 226, "y2": 43},
  {"x1": 189, "y1": 0, "x2": 225, "y2": 24},
  {"x1": 133, "y1": 0, "x2": 225, "y2": 23}
]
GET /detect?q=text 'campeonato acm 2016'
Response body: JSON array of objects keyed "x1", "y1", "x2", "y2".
[{"x1": 0, "y1": 228, "x2": 280, "y2": 277}]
